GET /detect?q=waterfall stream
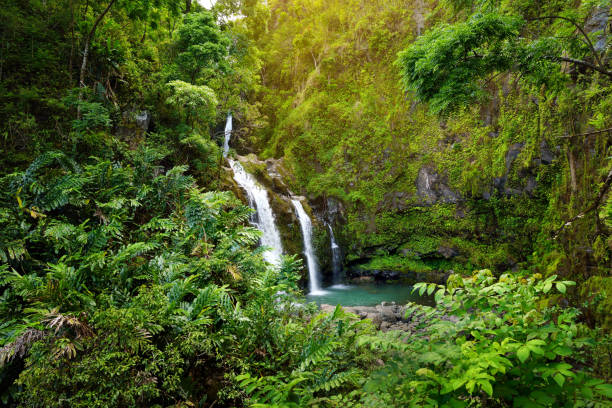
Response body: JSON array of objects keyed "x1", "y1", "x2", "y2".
[
  {"x1": 291, "y1": 199, "x2": 324, "y2": 294},
  {"x1": 225, "y1": 114, "x2": 283, "y2": 266},
  {"x1": 328, "y1": 224, "x2": 342, "y2": 284},
  {"x1": 223, "y1": 112, "x2": 232, "y2": 157}
]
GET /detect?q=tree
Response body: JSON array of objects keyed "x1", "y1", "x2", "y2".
[
  {"x1": 166, "y1": 80, "x2": 218, "y2": 128},
  {"x1": 175, "y1": 11, "x2": 231, "y2": 84},
  {"x1": 396, "y1": 11, "x2": 612, "y2": 114}
]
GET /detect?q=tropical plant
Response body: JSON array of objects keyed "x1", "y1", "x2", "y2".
[{"x1": 360, "y1": 270, "x2": 612, "y2": 407}]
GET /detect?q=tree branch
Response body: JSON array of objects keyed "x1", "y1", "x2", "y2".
[
  {"x1": 80, "y1": 0, "x2": 117, "y2": 89},
  {"x1": 552, "y1": 56, "x2": 612, "y2": 78},
  {"x1": 529, "y1": 15, "x2": 603, "y2": 67}
]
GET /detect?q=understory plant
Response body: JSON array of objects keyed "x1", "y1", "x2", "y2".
[{"x1": 360, "y1": 270, "x2": 611, "y2": 407}]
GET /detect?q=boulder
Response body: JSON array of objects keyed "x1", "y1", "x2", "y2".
[
  {"x1": 540, "y1": 141, "x2": 555, "y2": 165},
  {"x1": 437, "y1": 245, "x2": 459, "y2": 259}
]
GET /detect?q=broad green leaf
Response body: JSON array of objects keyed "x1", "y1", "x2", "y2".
[
  {"x1": 517, "y1": 346, "x2": 530, "y2": 363},
  {"x1": 479, "y1": 380, "x2": 493, "y2": 396},
  {"x1": 594, "y1": 383, "x2": 612, "y2": 398},
  {"x1": 553, "y1": 373, "x2": 565, "y2": 387}
]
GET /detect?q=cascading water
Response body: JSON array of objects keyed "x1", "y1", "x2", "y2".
[
  {"x1": 291, "y1": 199, "x2": 324, "y2": 294},
  {"x1": 225, "y1": 114, "x2": 283, "y2": 266},
  {"x1": 327, "y1": 224, "x2": 343, "y2": 284},
  {"x1": 223, "y1": 112, "x2": 232, "y2": 157}
]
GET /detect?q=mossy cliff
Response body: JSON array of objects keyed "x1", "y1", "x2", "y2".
[{"x1": 238, "y1": 0, "x2": 611, "y2": 301}]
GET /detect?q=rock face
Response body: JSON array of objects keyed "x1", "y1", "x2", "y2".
[
  {"x1": 416, "y1": 166, "x2": 460, "y2": 205},
  {"x1": 585, "y1": 6, "x2": 609, "y2": 52},
  {"x1": 308, "y1": 196, "x2": 348, "y2": 282},
  {"x1": 225, "y1": 154, "x2": 314, "y2": 282},
  {"x1": 346, "y1": 265, "x2": 449, "y2": 285}
]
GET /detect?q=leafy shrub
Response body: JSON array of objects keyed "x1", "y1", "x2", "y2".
[{"x1": 360, "y1": 270, "x2": 611, "y2": 407}]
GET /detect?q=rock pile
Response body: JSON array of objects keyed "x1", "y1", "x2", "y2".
[{"x1": 320, "y1": 302, "x2": 428, "y2": 332}]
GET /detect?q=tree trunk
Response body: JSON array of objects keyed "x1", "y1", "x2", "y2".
[
  {"x1": 69, "y1": 0, "x2": 75, "y2": 84},
  {"x1": 568, "y1": 147, "x2": 578, "y2": 194},
  {"x1": 78, "y1": 0, "x2": 116, "y2": 118},
  {"x1": 79, "y1": 0, "x2": 116, "y2": 90},
  {"x1": 185, "y1": 0, "x2": 191, "y2": 13}
]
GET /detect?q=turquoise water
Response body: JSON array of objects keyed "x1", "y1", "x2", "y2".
[{"x1": 305, "y1": 283, "x2": 434, "y2": 307}]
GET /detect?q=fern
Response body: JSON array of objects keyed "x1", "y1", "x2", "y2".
[
  {"x1": 311, "y1": 369, "x2": 363, "y2": 392},
  {"x1": 299, "y1": 338, "x2": 339, "y2": 371}
]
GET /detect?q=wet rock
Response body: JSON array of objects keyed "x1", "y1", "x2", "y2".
[
  {"x1": 382, "y1": 191, "x2": 412, "y2": 211},
  {"x1": 353, "y1": 276, "x2": 374, "y2": 283},
  {"x1": 321, "y1": 302, "x2": 437, "y2": 333},
  {"x1": 380, "y1": 308, "x2": 398, "y2": 322}
]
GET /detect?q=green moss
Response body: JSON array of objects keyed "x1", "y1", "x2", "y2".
[
  {"x1": 580, "y1": 276, "x2": 612, "y2": 331},
  {"x1": 361, "y1": 256, "x2": 434, "y2": 274}
]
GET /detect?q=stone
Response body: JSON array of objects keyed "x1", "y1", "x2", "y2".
[
  {"x1": 134, "y1": 111, "x2": 150, "y2": 131},
  {"x1": 118, "y1": 109, "x2": 152, "y2": 139},
  {"x1": 437, "y1": 245, "x2": 459, "y2": 259},
  {"x1": 585, "y1": 6, "x2": 609, "y2": 52},
  {"x1": 416, "y1": 166, "x2": 439, "y2": 204},
  {"x1": 525, "y1": 176, "x2": 537, "y2": 193},
  {"x1": 380, "y1": 308, "x2": 398, "y2": 322},
  {"x1": 370, "y1": 313, "x2": 383, "y2": 328},
  {"x1": 416, "y1": 166, "x2": 460, "y2": 205},
  {"x1": 540, "y1": 141, "x2": 554, "y2": 165},
  {"x1": 505, "y1": 143, "x2": 524, "y2": 172}
]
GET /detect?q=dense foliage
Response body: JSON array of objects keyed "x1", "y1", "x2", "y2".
[
  {"x1": 247, "y1": 0, "x2": 611, "y2": 327},
  {"x1": 0, "y1": 0, "x2": 610, "y2": 406}
]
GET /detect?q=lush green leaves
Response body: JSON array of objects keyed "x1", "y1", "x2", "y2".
[{"x1": 397, "y1": 12, "x2": 524, "y2": 113}]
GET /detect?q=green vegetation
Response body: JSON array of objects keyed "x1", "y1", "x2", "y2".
[
  {"x1": 249, "y1": 0, "x2": 611, "y2": 322},
  {"x1": 0, "y1": 0, "x2": 610, "y2": 406}
]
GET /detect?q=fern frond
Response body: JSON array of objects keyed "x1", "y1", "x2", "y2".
[
  {"x1": 311, "y1": 369, "x2": 363, "y2": 393},
  {"x1": 300, "y1": 339, "x2": 339, "y2": 371}
]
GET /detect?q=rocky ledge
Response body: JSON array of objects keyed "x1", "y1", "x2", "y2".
[{"x1": 320, "y1": 302, "x2": 425, "y2": 332}]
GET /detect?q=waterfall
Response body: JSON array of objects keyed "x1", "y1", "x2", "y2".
[
  {"x1": 223, "y1": 112, "x2": 232, "y2": 157},
  {"x1": 229, "y1": 160, "x2": 284, "y2": 266},
  {"x1": 328, "y1": 224, "x2": 342, "y2": 284},
  {"x1": 225, "y1": 114, "x2": 283, "y2": 266},
  {"x1": 291, "y1": 199, "x2": 324, "y2": 294}
]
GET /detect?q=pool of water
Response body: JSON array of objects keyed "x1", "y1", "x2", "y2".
[{"x1": 305, "y1": 283, "x2": 434, "y2": 307}]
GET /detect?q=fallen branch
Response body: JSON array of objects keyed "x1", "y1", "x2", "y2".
[{"x1": 556, "y1": 127, "x2": 612, "y2": 138}]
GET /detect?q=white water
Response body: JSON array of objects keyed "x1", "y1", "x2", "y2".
[
  {"x1": 225, "y1": 114, "x2": 283, "y2": 266},
  {"x1": 223, "y1": 112, "x2": 232, "y2": 157},
  {"x1": 229, "y1": 160, "x2": 283, "y2": 266},
  {"x1": 291, "y1": 199, "x2": 324, "y2": 294},
  {"x1": 328, "y1": 224, "x2": 342, "y2": 283}
]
